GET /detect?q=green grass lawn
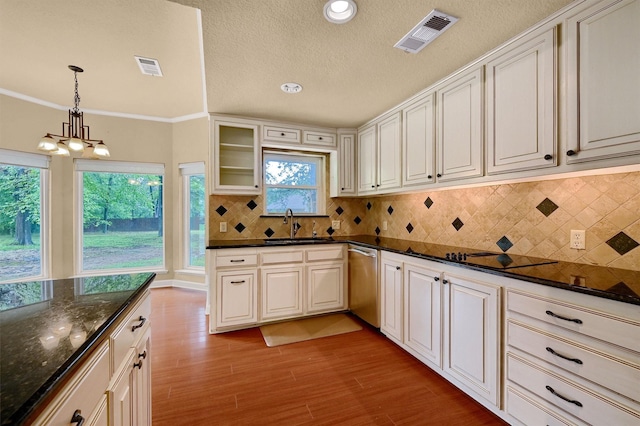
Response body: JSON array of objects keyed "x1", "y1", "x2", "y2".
[{"x1": 0, "y1": 233, "x2": 41, "y2": 251}]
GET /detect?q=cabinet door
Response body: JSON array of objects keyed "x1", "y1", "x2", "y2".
[
  {"x1": 307, "y1": 262, "x2": 344, "y2": 313},
  {"x1": 133, "y1": 329, "x2": 151, "y2": 426},
  {"x1": 108, "y1": 349, "x2": 135, "y2": 426},
  {"x1": 404, "y1": 263, "x2": 442, "y2": 367},
  {"x1": 565, "y1": 0, "x2": 640, "y2": 163},
  {"x1": 261, "y1": 266, "x2": 304, "y2": 320},
  {"x1": 444, "y1": 273, "x2": 500, "y2": 406},
  {"x1": 403, "y1": 94, "x2": 435, "y2": 187},
  {"x1": 377, "y1": 113, "x2": 402, "y2": 191},
  {"x1": 338, "y1": 133, "x2": 356, "y2": 195},
  {"x1": 380, "y1": 257, "x2": 403, "y2": 342},
  {"x1": 357, "y1": 125, "x2": 377, "y2": 194},
  {"x1": 216, "y1": 270, "x2": 258, "y2": 327},
  {"x1": 437, "y1": 67, "x2": 483, "y2": 181},
  {"x1": 212, "y1": 120, "x2": 261, "y2": 194},
  {"x1": 486, "y1": 28, "x2": 557, "y2": 174}
]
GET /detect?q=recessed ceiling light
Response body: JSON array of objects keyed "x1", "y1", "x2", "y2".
[
  {"x1": 324, "y1": 0, "x2": 357, "y2": 24},
  {"x1": 281, "y1": 83, "x2": 303, "y2": 94}
]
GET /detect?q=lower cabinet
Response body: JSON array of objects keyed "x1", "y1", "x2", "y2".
[
  {"x1": 379, "y1": 251, "x2": 500, "y2": 409},
  {"x1": 217, "y1": 270, "x2": 258, "y2": 326},
  {"x1": 307, "y1": 262, "x2": 344, "y2": 313},
  {"x1": 261, "y1": 266, "x2": 304, "y2": 320}
]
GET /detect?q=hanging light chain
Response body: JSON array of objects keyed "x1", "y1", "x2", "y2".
[{"x1": 72, "y1": 70, "x2": 81, "y2": 114}]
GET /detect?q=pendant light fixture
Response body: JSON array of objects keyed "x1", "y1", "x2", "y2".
[{"x1": 37, "y1": 65, "x2": 110, "y2": 159}]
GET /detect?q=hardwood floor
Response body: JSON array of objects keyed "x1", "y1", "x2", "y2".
[{"x1": 150, "y1": 288, "x2": 507, "y2": 425}]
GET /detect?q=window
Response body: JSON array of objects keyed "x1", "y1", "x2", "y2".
[
  {"x1": 179, "y1": 162, "x2": 205, "y2": 270},
  {"x1": 263, "y1": 152, "x2": 325, "y2": 215},
  {"x1": 76, "y1": 160, "x2": 165, "y2": 274},
  {"x1": 0, "y1": 149, "x2": 49, "y2": 282}
]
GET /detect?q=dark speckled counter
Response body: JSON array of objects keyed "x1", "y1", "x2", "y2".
[
  {"x1": 0, "y1": 272, "x2": 155, "y2": 425},
  {"x1": 207, "y1": 236, "x2": 640, "y2": 306}
]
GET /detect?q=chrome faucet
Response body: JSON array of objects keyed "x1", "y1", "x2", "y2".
[{"x1": 283, "y1": 208, "x2": 298, "y2": 239}]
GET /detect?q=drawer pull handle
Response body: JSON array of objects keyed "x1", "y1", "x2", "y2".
[
  {"x1": 545, "y1": 310, "x2": 583, "y2": 324},
  {"x1": 230, "y1": 259, "x2": 245, "y2": 263},
  {"x1": 230, "y1": 280, "x2": 246, "y2": 284},
  {"x1": 71, "y1": 409, "x2": 85, "y2": 426},
  {"x1": 545, "y1": 385, "x2": 583, "y2": 407},
  {"x1": 139, "y1": 350, "x2": 147, "y2": 359},
  {"x1": 134, "y1": 359, "x2": 143, "y2": 369},
  {"x1": 132, "y1": 316, "x2": 147, "y2": 332},
  {"x1": 546, "y1": 347, "x2": 583, "y2": 365}
]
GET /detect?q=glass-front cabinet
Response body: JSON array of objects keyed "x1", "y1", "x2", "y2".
[{"x1": 212, "y1": 118, "x2": 261, "y2": 194}]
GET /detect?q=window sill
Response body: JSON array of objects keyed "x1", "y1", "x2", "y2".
[{"x1": 175, "y1": 269, "x2": 205, "y2": 277}]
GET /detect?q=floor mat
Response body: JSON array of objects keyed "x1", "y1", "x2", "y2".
[{"x1": 260, "y1": 313, "x2": 362, "y2": 347}]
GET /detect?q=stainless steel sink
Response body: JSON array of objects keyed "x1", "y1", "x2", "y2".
[{"x1": 263, "y1": 237, "x2": 334, "y2": 245}]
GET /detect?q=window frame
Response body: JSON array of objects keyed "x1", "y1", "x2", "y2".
[
  {"x1": 74, "y1": 159, "x2": 166, "y2": 276},
  {"x1": 262, "y1": 150, "x2": 326, "y2": 216},
  {"x1": 179, "y1": 162, "x2": 205, "y2": 273},
  {"x1": 0, "y1": 149, "x2": 50, "y2": 283}
]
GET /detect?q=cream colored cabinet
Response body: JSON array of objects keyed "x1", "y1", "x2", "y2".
[
  {"x1": 402, "y1": 93, "x2": 436, "y2": 187},
  {"x1": 306, "y1": 245, "x2": 347, "y2": 314},
  {"x1": 443, "y1": 271, "x2": 500, "y2": 407},
  {"x1": 404, "y1": 260, "x2": 442, "y2": 367},
  {"x1": 133, "y1": 330, "x2": 151, "y2": 426},
  {"x1": 261, "y1": 248, "x2": 304, "y2": 321},
  {"x1": 486, "y1": 28, "x2": 557, "y2": 174},
  {"x1": 436, "y1": 67, "x2": 483, "y2": 182},
  {"x1": 108, "y1": 348, "x2": 135, "y2": 426},
  {"x1": 565, "y1": 0, "x2": 640, "y2": 164},
  {"x1": 380, "y1": 252, "x2": 403, "y2": 342},
  {"x1": 357, "y1": 113, "x2": 402, "y2": 195},
  {"x1": 212, "y1": 117, "x2": 260, "y2": 194},
  {"x1": 337, "y1": 132, "x2": 356, "y2": 195},
  {"x1": 505, "y1": 283, "x2": 640, "y2": 426},
  {"x1": 262, "y1": 125, "x2": 301, "y2": 144},
  {"x1": 303, "y1": 130, "x2": 336, "y2": 148}
]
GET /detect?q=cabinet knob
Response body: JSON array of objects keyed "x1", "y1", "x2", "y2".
[
  {"x1": 395, "y1": 266, "x2": 401, "y2": 271},
  {"x1": 442, "y1": 279, "x2": 449, "y2": 285},
  {"x1": 134, "y1": 359, "x2": 143, "y2": 369},
  {"x1": 280, "y1": 132, "x2": 285, "y2": 136},
  {"x1": 566, "y1": 150, "x2": 577, "y2": 156},
  {"x1": 70, "y1": 409, "x2": 85, "y2": 426},
  {"x1": 427, "y1": 175, "x2": 432, "y2": 179},
  {"x1": 376, "y1": 184, "x2": 381, "y2": 187},
  {"x1": 255, "y1": 185, "x2": 259, "y2": 188},
  {"x1": 436, "y1": 173, "x2": 442, "y2": 178},
  {"x1": 544, "y1": 154, "x2": 553, "y2": 160},
  {"x1": 371, "y1": 185, "x2": 375, "y2": 188},
  {"x1": 341, "y1": 187, "x2": 345, "y2": 191},
  {"x1": 434, "y1": 276, "x2": 440, "y2": 281},
  {"x1": 139, "y1": 350, "x2": 147, "y2": 359},
  {"x1": 319, "y1": 137, "x2": 323, "y2": 140}
]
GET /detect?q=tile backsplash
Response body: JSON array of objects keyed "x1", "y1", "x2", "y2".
[{"x1": 210, "y1": 171, "x2": 640, "y2": 272}]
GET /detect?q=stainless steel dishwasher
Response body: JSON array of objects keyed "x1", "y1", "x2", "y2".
[{"x1": 348, "y1": 245, "x2": 380, "y2": 327}]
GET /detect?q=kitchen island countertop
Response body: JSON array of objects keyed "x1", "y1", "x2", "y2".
[
  {"x1": 0, "y1": 272, "x2": 155, "y2": 425},
  {"x1": 208, "y1": 236, "x2": 640, "y2": 306}
]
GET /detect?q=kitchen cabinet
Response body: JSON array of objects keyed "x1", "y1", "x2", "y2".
[
  {"x1": 380, "y1": 252, "x2": 404, "y2": 342},
  {"x1": 564, "y1": 0, "x2": 640, "y2": 164},
  {"x1": 357, "y1": 113, "x2": 402, "y2": 195},
  {"x1": 505, "y1": 282, "x2": 640, "y2": 425},
  {"x1": 212, "y1": 117, "x2": 261, "y2": 194},
  {"x1": 336, "y1": 132, "x2": 356, "y2": 195},
  {"x1": 307, "y1": 262, "x2": 344, "y2": 313},
  {"x1": 443, "y1": 271, "x2": 500, "y2": 407},
  {"x1": 133, "y1": 330, "x2": 152, "y2": 426},
  {"x1": 261, "y1": 248, "x2": 304, "y2": 320},
  {"x1": 262, "y1": 125, "x2": 301, "y2": 144},
  {"x1": 486, "y1": 28, "x2": 557, "y2": 174},
  {"x1": 303, "y1": 130, "x2": 337, "y2": 148},
  {"x1": 402, "y1": 93, "x2": 436, "y2": 187},
  {"x1": 436, "y1": 67, "x2": 484, "y2": 182}
]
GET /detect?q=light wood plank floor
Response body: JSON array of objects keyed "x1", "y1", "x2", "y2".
[{"x1": 150, "y1": 288, "x2": 507, "y2": 425}]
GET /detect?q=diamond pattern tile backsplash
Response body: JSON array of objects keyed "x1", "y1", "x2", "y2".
[{"x1": 210, "y1": 171, "x2": 640, "y2": 272}]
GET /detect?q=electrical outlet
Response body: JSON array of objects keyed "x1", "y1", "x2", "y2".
[
  {"x1": 570, "y1": 230, "x2": 585, "y2": 250},
  {"x1": 332, "y1": 220, "x2": 341, "y2": 230},
  {"x1": 220, "y1": 222, "x2": 227, "y2": 233},
  {"x1": 382, "y1": 221, "x2": 388, "y2": 231}
]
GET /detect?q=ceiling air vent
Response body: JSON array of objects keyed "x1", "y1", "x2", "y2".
[
  {"x1": 394, "y1": 10, "x2": 459, "y2": 54},
  {"x1": 134, "y1": 56, "x2": 163, "y2": 77}
]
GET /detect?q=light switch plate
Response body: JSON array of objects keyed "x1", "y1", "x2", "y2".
[{"x1": 332, "y1": 220, "x2": 340, "y2": 230}]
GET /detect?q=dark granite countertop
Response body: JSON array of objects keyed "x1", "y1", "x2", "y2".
[
  {"x1": 208, "y1": 236, "x2": 640, "y2": 306},
  {"x1": 0, "y1": 272, "x2": 155, "y2": 425}
]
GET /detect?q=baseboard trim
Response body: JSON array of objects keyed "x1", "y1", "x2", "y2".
[{"x1": 150, "y1": 279, "x2": 207, "y2": 292}]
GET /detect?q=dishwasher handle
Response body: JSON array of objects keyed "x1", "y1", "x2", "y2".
[{"x1": 348, "y1": 248, "x2": 377, "y2": 257}]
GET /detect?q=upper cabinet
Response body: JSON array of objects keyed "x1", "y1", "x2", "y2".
[
  {"x1": 565, "y1": 0, "x2": 640, "y2": 164},
  {"x1": 486, "y1": 28, "x2": 557, "y2": 174},
  {"x1": 357, "y1": 113, "x2": 402, "y2": 195},
  {"x1": 337, "y1": 132, "x2": 356, "y2": 196},
  {"x1": 212, "y1": 118, "x2": 261, "y2": 195},
  {"x1": 403, "y1": 93, "x2": 436, "y2": 187},
  {"x1": 436, "y1": 67, "x2": 484, "y2": 182}
]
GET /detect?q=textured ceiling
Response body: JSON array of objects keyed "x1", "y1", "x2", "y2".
[{"x1": 1, "y1": 0, "x2": 574, "y2": 128}]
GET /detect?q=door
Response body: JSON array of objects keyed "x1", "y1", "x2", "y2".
[
  {"x1": 212, "y1": 119, "x2": 261, "y2": 194},
  {"x1": 108, "y1": 349, "x2": 135, "y2": 426},
  {"x1": 338, "y1": 133, "x2": 356, "y2": 195},
  {"x1": 380, "y1": 256, "x2": 403, "y2": 342},
  {"x1": 403, "y1": 93, "x2": 435, "y2": 187},
  {"x1": 377, "y1": 113, "x2": 402, "y2": 191},
  {"x1": 357, "y1": 125, "x2": 377, "y2": 194},
  {"x1": 404, "y1": 262, "x2": 442, "y2": 367},
  {"x1": 261, "y1": 266, "x2": 304, "y2": 320},
  {"x1": 444, "y1": 272, "x2": 500, "y2": 406}
]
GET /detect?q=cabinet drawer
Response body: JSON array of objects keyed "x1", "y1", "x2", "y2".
[
  {"x1": 110, "y1": 292, "x2": 151, "y2": 372},
  {"x1": 217, "y1": 253, "x2": 258, "y2": 267},
  {"x1": 34, "y1": 342, "x2": 110, "y2": 426},
  {"x1": 261, "y1": 250, "x2": 304, "y2": 265},
  {"x1": 507, "y1": 354, "x2": 640, "y2": 425},
  {"x1": 506, "y1": 386, "x2": 578, "y2": 426},
  {"x1": 508, "y1": 320, "x2": 640, "y2": 402},
  {"x1": 303, "y1": 131, "x2": 336, "y2": 147},
  {"x1": 263, "y1": 126, "x2": 301, "y2": 143},
  {"x1": 305, "y1": 246, "x2": 344, "y2": 262},
  {"x1": 506, "y1": 289, "x2": 640, "y2": 352}
]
